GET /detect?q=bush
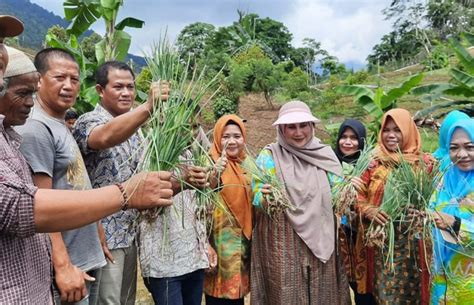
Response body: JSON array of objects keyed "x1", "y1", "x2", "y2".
[
  {"x1": 296, "y1": 91, "x2": 315, "y2": 102},
  {"x1": 345, "y1": 70, "x2": 370, "y2": 85},
  {"x1": 282, "y1": 67, "x2": 309, "y2": 98},
  {"x1": 212, "y1": 95, "x2": 239, "y2": 119},
  {"x1": 423, "y1": 44, "x2": 449, "y2": 70}
]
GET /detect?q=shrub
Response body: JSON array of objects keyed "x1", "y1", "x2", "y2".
[
  {"x1": 282, "y1": 67, "x2": 309, "y2": 98},
  {"x1": 212, "y1": 95, "x2": 239, "y2": 119},
  {"x1": 423, "y1": 44, "x2": 449, "y2": 70},
  {"x1": 345, "y1": 70, "x2": 370, "y2": 85}
]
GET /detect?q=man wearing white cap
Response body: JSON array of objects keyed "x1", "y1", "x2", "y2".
[{"x1": 0, "y1": 38, "x2": 175, "y2": 303}]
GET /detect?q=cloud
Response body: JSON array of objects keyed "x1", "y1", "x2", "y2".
[
  {"x1": 30, "y1": 0, "x2": 393, "y2": 65},
  {"x1": 283, "y1": 0, "x2": 392, "y2": 64}
]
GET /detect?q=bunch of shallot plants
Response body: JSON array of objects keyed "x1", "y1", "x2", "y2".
[
  {"x1": 139, "y1": 35, "x2": 221, "y2": 221},
  {"x1": 366, "y1": 153, "x2": 440, "y2": 271},
  {"x1": 244, "y1": 152, "x2": 294, "y2": 221},
  {"x1": 333, "y1": 144, "x2": 373, "y2": 217}
]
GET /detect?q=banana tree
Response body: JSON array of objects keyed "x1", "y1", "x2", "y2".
[
  {"x1": 63, "y1": 0, "x2": 144, "y2": 64},
  {"x1": 335, "y1": 73, "x2": 424, "y2": 139},
  {"x1": 412, "y1": 32, "x2": 474, "y2": 118}
]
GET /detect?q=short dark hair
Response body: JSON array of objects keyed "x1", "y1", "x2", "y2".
[
  {"x1": 96, "y1": 61, "x2": 135, "y2": 88},
  {"x1": 34, "y1": 48, "x2": 78, "y2": 75},
  {"x1": 65, "y1": 109, "x2": 78, "y2": 120}
]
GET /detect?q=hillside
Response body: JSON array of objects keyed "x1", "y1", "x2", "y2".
[
  {"x1": 0, "y1": 0, "x2": 69, "y2": 50},
  {"x1": 0, "y1": 0, "x2": 145, "y2": 68}
]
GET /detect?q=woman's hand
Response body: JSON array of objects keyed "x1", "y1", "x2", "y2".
[
  {"x1": 214, "y1": 156, "x2": 228, "y2": 174},
  {"x1": 261, "y1": 184, "x2": 272, "y2": 195},
  {"x1": 350, "y1": 177, "x2": 365, "y2": 193},
  {"x1": 432, "y1": 211, "x2": 456, "y2": 230},
  {"x1": 261, "y1": 184, "x2": 272, "y2": 208},
  {"x1": 206, "y1": 245, "x2": 217, "y2": 273},
  {"x1": 364, "y1": 206, "x2": 389, "y2": 226}
]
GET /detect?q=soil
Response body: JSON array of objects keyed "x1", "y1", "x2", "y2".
[{"x1": 238, "y1": 94, "x2": 281, "y2": 152}]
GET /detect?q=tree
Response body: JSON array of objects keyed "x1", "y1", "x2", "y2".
[
  {"x1": 45, "y1": 25, "x2": 69, "y2": 45},
  {"x1": 176, "y1": 22, "x2": 215, "y2": 61},
  {"x1": 205, "y1": 12, "x2": 292, "y2": 62},
  {"x1": 321, "y1": 56, "x2": 346, "y2": 78},
  {"x1": 282, "y1": 67, "x2": 310, "y2": 99},
  {"x1": 80, "y1": 32, "x2": 102, "y2": 63},
  {"x1": 246, "y1": 14, "x2": 293, "y2": 61},
  {"x1": 367, "y1": 21, "x2": 425, "y2": 66},
  {"x1": 426, "y1": 0, "x2": 474, "y2": 40}
]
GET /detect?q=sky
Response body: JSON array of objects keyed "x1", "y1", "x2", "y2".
[{"x1": 30, "y1": 0, "x2": 394, "y2": 67}]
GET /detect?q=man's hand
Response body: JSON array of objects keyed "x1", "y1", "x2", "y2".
[
  {"x1": 146, "y1": 81, "x2": 170, "y2": 112},
  {"x1": 55, "y1": 263, "x2": 95, "y2": 303},
  {"x1": 186, "y1": 166, "x2": 209, "y2": 189},
  {"x1": 98, "y1": 224, "x2": 114, "y2": 263},
  {"x1": 124, "y1": 171, "x2": 173, "y2": 210},
  {"x1": 364, "y1": 206, "x2": 389, "y2": 226}
]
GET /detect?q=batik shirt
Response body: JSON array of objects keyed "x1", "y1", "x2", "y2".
[
  {"x1": 430, "y1": 181, "x2": 474, "y2": 305},
  {"x1": 73, "y1": 104, "x2": 143, "y2": 250},
  {"x1": 139, "y1": 151, "x2": 209, "y2": 278}
]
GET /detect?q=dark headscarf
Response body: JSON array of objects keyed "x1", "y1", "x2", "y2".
[{"x1": 335, "y1": 119, "x2": 366, "y2": 164}]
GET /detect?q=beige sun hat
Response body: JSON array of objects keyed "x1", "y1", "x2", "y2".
[
  {"x1": 0, "y1": 15, "x2": 24, "y2": 38},
  {"x1": 272, "y1": 100, "x2": 320, "y2": 126}
]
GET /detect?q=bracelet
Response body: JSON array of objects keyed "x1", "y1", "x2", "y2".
[{"x1": 115, "y1": 183, "x2": 129, "y2": 211}]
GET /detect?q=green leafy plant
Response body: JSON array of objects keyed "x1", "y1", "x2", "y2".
[
  {"x1": 336, "y1": 73, "x2": 424, "y2": 139},
  {"x1": 412, "y1": 32, "x2": 474, "y2": 118},
  {"x1": 212, "y1": 96, "x2": 238, "y2": 119},
  {"x1": 244, "y1": 153, "x2": 294, "y2": 221}
]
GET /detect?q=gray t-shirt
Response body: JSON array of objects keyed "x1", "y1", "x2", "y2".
[{"x1": 16, "y1": 104, "x2": 106, "y2": 272}]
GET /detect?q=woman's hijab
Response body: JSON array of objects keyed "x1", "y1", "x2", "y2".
[
  {"x1": 433, "y1": 110, "x2": 470, "y2": 171},
  {"x1": 375, "y1": 108, "x2": 421, "y2": 164},
  {"x1": 210, "y1": 114, "x2": 252, "y2": 240},
  {"x1": 269, "y1": 101, "x2": 342, "y2": 263},
  {"x1": 335, "y1": 118, "x2": 366, "y2": 164}
]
